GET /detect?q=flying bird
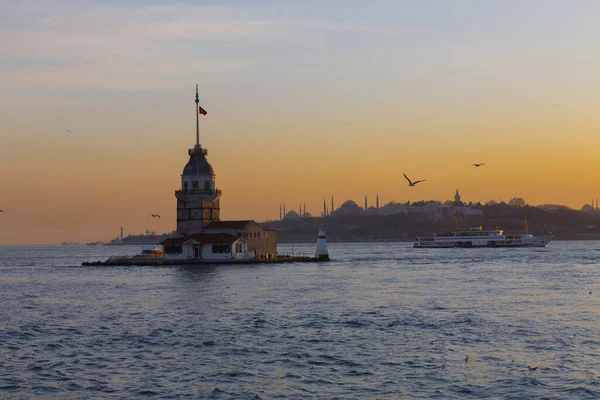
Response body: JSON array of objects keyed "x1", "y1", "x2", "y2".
[
  {"x1": 0, "y1": 210, "x2": 3, "y2": 213},
  {"x1": 528, "y1": 366, "x2": 538, "y2": 371},
  {"x1": 403, "y1": 173, "x2": 426, "y2": 187},
  {"x1": 471, "y1": 163, "x2": 485, "y2": 167},
  {"x1": 150, "y1": 214, "x2": 161, "y2": 219},
  {"x1": 67, "y1": 129, "x2": 72, "y2": 133}
]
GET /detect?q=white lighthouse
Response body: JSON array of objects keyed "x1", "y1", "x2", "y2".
[{"x1": 315, "y1": 227, "x2": 329, "y2": 260}]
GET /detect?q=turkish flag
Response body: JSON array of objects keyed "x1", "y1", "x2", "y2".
[{"x1": 199, "y1": 106, "x2": 207, "y2": 115}]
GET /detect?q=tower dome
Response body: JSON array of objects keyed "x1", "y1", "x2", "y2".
[{"x1": 182, "y1": 146, "x2": 214, "y2": 176}]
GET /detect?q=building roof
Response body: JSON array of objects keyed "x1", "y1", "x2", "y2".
[
  {"x1": 205, "y1": 220, "x2": 253, "y2": 230},
  {"x1": 160, "y1": 237, "x2": 186, "y2": 245},
  {"x1": 182, "y1": 146, "x2": 215, "y2": 176}
]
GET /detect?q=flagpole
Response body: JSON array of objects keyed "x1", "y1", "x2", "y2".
[{"x1": 195, "y1": 83, "x2": 200, "y2": 147}]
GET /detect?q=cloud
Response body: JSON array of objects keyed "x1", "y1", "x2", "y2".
[
  {"x1": 0, "y1": 1, "x2": 289, "y2": 91},
  {"x1": 0, "y1": 0, "x2": 411, "y2": 94}
]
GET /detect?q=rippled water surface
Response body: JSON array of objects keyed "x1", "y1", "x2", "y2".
[{"x1": 2, "y1": 242, "x2": 600, "y2": 399}]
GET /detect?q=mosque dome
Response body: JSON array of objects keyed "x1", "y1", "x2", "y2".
[
  {"x1": 182, "y1": 146, "x2": 214, "y2": 176},
  {"x1": 283, "y1": 210, "x2": 301, "y2": 220},
  {"x1": 335, "y1": 200, "x2": 362, "y2": 215},
  {"x1": 581, "y1": 204, "x2": 594, "y2": 213}
]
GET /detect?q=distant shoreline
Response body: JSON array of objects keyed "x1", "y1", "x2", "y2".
[{"x1": 2, "y1": 237, "x2": 600, "y2": 246}]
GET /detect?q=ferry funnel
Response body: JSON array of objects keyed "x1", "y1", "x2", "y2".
[{"x1": 315, "y1": 228, "x2": 329, "y2": 260}]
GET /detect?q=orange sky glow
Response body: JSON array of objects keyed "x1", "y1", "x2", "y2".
[{"x1": 1, "y1": 1, "x2": 599, "y2": 244}]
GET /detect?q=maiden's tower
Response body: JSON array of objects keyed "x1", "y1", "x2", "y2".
[{"x1": 160, "y1": 86, "x2": 277, "y2": 260}]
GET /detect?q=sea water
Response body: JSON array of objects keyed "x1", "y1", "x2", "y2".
[{"x1": 1, "y1": 242, "x2": 600, "y2": 399}]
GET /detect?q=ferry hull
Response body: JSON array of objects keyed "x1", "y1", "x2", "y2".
[{"x1": 413, "y1": 236, "x2": 552, "y2": 248}]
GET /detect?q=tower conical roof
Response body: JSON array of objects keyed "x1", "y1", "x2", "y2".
[{"x1": 182, "y1": 147, "x2": 214, "y2": 176}]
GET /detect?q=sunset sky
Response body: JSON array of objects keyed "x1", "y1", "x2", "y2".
[{"x1": 1, "y1": 0, "x2": 600, "y2": 244}]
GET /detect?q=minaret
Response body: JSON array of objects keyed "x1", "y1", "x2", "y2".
[
  {"x1": 376, "y1": 194, "x2": 379, "y2": 209},
  {"x1": 323, "y1": 198, "x2": 327, "y2": 217},
  {"x1": 303, "y1": 203, "x2": 306, "y2": 217},
  {"x1": 364, "y1": 195, "x2": 368, "y2": 210},
  {"x1": 120, "y1": 226, "x2": 124, "y2": 242},
  {"x1": 455, "y1": 189, "x2": 461, "y2": 204},
  {"x1": 331, "y1": 196, "x2": 334, "y2": 215},
  {"x1": 175, "y1": 85, "x2": 220, "y2": 235},
  {"x1": 279, "y1": 204, "x2": 282, "y2": 220},
  {"x1": 283, "y1": 203, "x2": 286, "y2": 217}
]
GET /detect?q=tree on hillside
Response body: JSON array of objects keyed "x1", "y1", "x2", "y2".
[
  {"x1": 509, "y1": 197, "x2": 526, "y2": 208},
  {"x1": 538, "y1": 204, "x2": 572, "y2": 213},
  {"x1": 485, "y1": 200, "x2": 497, "y2": 206}
]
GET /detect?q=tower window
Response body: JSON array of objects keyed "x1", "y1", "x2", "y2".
[
  {"x1": 192, "y1": 181, "x2": 199, "y2": 190},
  {"x1": 204, "y1": 180, "x2": 210, "y2": 190}
]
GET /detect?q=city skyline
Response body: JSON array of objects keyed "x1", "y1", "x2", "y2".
[{"x1": 1, "y1": 0, "x2": 600, "y2": 244}]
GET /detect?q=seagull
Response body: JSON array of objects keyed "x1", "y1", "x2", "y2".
[
  {"x1": 528, "y1": 365, "x2": 538, "y2": 371},
  {"x1": 67, "y1": 129, "x2": 72, "y2": 133},
  {"x1": 150, "y1": 214, "x2": 161, "y2": 219},
  {"x1": 471, "y1": 163, "x2": 485, "y2": 167},
  {"x1": 403, "y1": 173, "x2": 426, "y2": 187}
]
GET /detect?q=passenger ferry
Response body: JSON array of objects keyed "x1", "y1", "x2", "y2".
[{"x1": 413, "y1": 218, "x2": 552, "y2": 248}]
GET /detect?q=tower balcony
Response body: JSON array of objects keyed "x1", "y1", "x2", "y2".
[{"x1": 175, "y1": 189, "x2": 222, "y2": 196}]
